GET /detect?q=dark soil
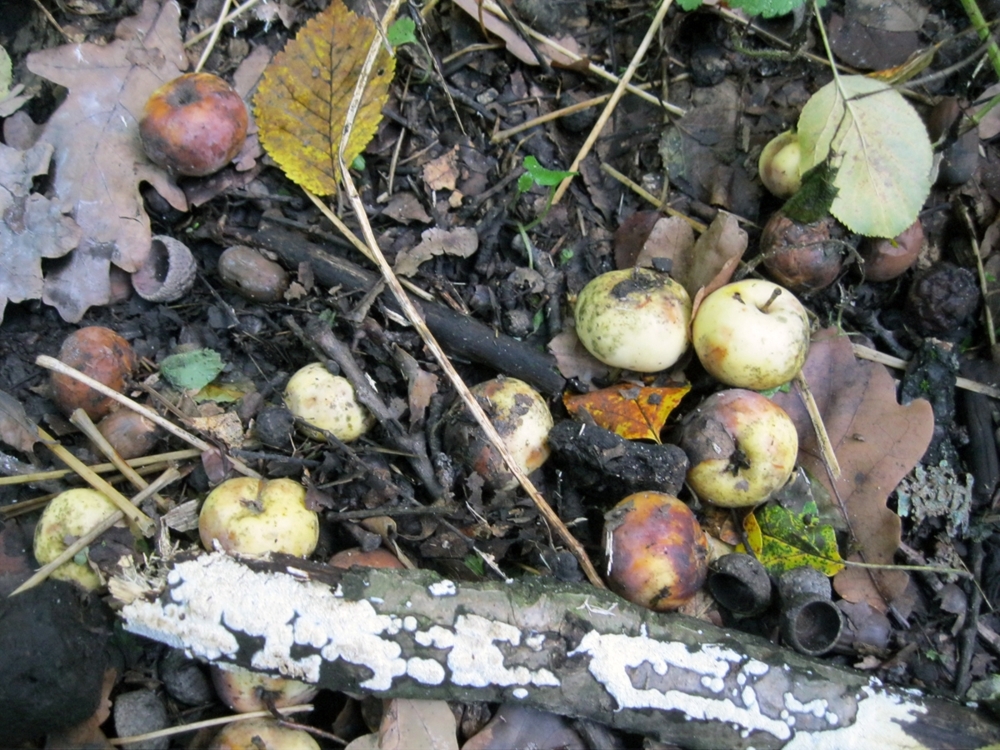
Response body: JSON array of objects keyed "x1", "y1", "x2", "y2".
[{"x1": 3, "y1": 0, "x2": 1000, "y2": 745}]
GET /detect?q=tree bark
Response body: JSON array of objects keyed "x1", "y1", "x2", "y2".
[{"x1": 120, "y1": 552, "x2": 999, "y2": 750}]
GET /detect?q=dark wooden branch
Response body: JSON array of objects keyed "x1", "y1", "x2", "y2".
[
  {"x1": 221, "y1": 224, "x2": 566, "y2": 396},
  {"x1": 120, "y1": 553, "x2": 1000, "y2": 750}
]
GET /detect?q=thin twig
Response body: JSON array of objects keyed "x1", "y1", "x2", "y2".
[
  {"x1": 29, "y1": 0, "x2": 71, "y2": 41},
  {"x1": 194, "y1": 0, "x2": 234, "y2": 73},
  {"x1": 600, "y1": 163, "x2": 707, "y2": 233},
  {"x1": 108, "y1": 705, "x2": 314, "y2": 746},
  {"x1": 851, "y1": 344, "x2": 1000, "y2": 399},
  {"x1": 10, "y1": 467, "x2": 182, "y2": 597},
  {"x1": 35, "y1": 356, "x2": 261, "y2": 479},
  {"x1": 35, "y1": 424, "x2": 155, "y2": 536},
  {"x1": 552, "y1": 0, "x2": 674, "y2": 205},
  {"x1": 793, "y1": 371, "x2": 841, "y2": 478},
  {"x1": 184, "y1": 0, "x2": 263, "y2": 47},
  {"x1": 331, "y1": 0, "x2": 605, "y2": 588},
  {"x1": 0, "y1": 448, "x2": 201, "y2": 487},
  {"x1": 955, "y1": 200, "x2": 997, "y2": 348}
]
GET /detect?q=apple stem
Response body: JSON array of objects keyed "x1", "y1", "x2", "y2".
[{"x1": 759, "y1": 287, "x2": 782, "y2": 313}]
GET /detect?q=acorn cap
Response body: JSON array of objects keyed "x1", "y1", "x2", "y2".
[{"x1": 131, "y1": 235, "x2": 197, "y2": 303}]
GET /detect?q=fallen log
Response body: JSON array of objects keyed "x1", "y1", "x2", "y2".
[{"x1": 120, "y1": 552, "x2": 999, "y2": 749}]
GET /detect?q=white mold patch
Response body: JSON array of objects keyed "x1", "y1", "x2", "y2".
[
  {"x1": 569, "y1": 630, "x2": 791, "y2": 740},
  {"x1": 445, "y1": 614, "x2": 560, "y2": 689},
  {"x1": 513, "y1": 688, "x2": 529, "y2": 699},
  {"x1": 428, "y1": 579, "x2": 457, "y2": 597},
  {"x1": 406, "y1": 657, "x2": 445, "y2": 685},
  {"x1": 784, "y1": 693, "x2": 830, "y2": 719},
  {"x1": 783, "y1": 687, "x2": 927, "y2": 749},
  {"x1": 403, "y1": 616, "x2": 418, "y2": 632}
]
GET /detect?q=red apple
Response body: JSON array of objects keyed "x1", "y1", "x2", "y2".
[
  {"x1": 604, "y1": 491, "x2": 709, "y2": 611},
  {"x1": 50, "y1": 326, "x2": 137, "y2": 420},
  {"x1": 140, "y1": 73, "x2": 248, "y2": 177}
]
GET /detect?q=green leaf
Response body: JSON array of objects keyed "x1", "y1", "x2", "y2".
[
  {"x1": 160, "y1": 349, "x2": 225, "y2": 392},
  {"x1": 518, "y1": 155, "x2": 575, "y2": 193},
  {"x1": 740, "y1": 502, "x2": 845, "y2": 577},
  {"x1": 782, "y1": 159, "x2": 839, "y2": 224},
  {"x1": 796, "y1": 76, "x2": 932, "y2": 238},
  {"x1": 387, "y1": 17, "x2": 417, "y2": 46},
  {"x1": 676, "y1": 0, "x2": 704, "y2": 10}
]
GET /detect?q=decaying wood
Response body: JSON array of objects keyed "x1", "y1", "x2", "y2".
[
  {"x1": 221, "y1": 224, "x2": 567, "y2": 396},
  {"x1": 120, "y1": 553, "x2": 1000, "y2": 750}
]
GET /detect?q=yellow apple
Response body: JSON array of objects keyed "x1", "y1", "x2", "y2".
[
  {"x1": 198, "y1": 477, "x2": 318, "y2": 557},
  {"x1": 679, "y1": 389, "x2": 798, "y2": 508},
  {"x1": 284, "y1": 362, "x2": 374, "y2": 442},
  {"x1": 692, "y1": 279, "x2": 810, "y2": 390},
  {"x1": 758, "y1": 130, "x2": 802, "y2": 199},
  {"x1": 574, "y1": 268, "x2": 691, "y2": 372},
  {"x1": 209, "y1": 718, "x2": 320, "y2": 750},
  {"x1": 211, "y1": 664, "x2": 318, "y2": 713},
  {"x1": 33, "y1": 488, "x2": 122, "y2": 591}
]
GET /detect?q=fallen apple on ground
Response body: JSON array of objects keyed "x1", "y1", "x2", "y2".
[
  {"x1": 692, "y1": 279, "x2": 811, "y2": 390},
  {"x1": 574, "y1": 267, "x2": 691, "y2": 372},
  {"x1": 603, "y1": 491, "x2": 709, "y2": 611},
  {"x1": 443, "y1": 376, "x2": 553, "y2": 490},
  {"x1": 50, "y1": 326, "x2": 137, "y2": 420},
  {"x1": 198, "y1": 476, "x2": 318, "y2": 557},
  {"x1": 758, "y1": 130, "x2": 802, "y2": 199},
  {"x1": 679, "y1": 389, "x2": 798, "y2": 508},
  {"x1": 208, "y1": 717, "x2": 320, "y2": 750},
  {"x1": 284, "y1": 362, "x2": 374, "y2": 442},
  {"x1": 211, "y1": 663, "x2": 318, "y2": 714},
  {"x1": 33, "y1": 488, "x2": 123, "y2": 591}
]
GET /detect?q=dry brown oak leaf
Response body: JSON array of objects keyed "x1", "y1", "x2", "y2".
[
  {"x1": 25, "y1": 0, "x2": 189, "y2": 322},
  {"x1": 771, "y1": 328, "x2": 934, "y2": 613},
  {"x1": 0, "y1": 141, "x2": 81, "y2": 325}
]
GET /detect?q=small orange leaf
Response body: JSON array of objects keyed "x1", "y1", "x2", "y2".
[
  {"x1": 563, "y1": 383, "x2": 690, "y2": 443},
  {"x1": 254, "y1": 0, "x2": 395, "y2": 196}
]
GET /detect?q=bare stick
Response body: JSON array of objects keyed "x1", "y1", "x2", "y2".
[
  {"x1": 600, "y1": 163, "x2": 708, "y2": 232},
  {"x1": 35, "y1": 356, "x2": 261, "y2": 479},
  {"x1": 0, "y1": 449, "x2": 201, "y2": 487},
  {"x1": 331, "y1": 1, "x2": 604, "y2": 588},
  {"x1": 184, "y1": 0, "x2": 263, "y2": 47},
  {"x1": 194, "y1": 0, "x2": 234, "y2": 73},
  {"x1": 851, "y1": 344, "x2": 1000, "y2": 399},
  {"x1": 34, "y1": 424, "x2": 155, "y2": 536},
  {"x1": 10, "y1": 467, "x2": 182, "y2": 596},
  {"x1": 793, "y1": 371, "x2": 841, "y2": 478},
  {"x1": 69, "y1": 409, "x2": 170, "y2": 510},
  {"x1": 551, "y1": 0, "x2": 674, "y2": 205}
]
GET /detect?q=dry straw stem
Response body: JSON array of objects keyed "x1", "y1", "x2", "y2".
[
  {"x1": 184, "y1": 0, "x2": 263, "y2": 47},
  {"x1": 793, "y1": 371, "x2": 841, "y2": 478},
  {"x1": 69, "y1": 408, "x2": 170, "y2": 510},
  {"x1": 9, "y1": 467, "x2": 182, "y2": 596},
  {"x1": 330, "y1": 0, "x2": 605, "y2": 588},
  {"x1": 551, "y1": 0, "x2": 674, "y2": 205},
  {"x1": 35, "y1": 355, "x2": 262, "y2": 479},
  {"x1": 194, "y1": 0, "x2": 234, "y2": 73},
  {"x1": 34, "y1": 423, "x2": 155, "y2": 536},
  {"x1": 0, "y1": 448, "x2": 201, "y2": 488},
  {"x1": 600, "y1": 162, "x2": 708, "y2": 233},
  {"x1": 851, "y1": 344, "x2": 1000, "y2": 399},
  {"x1": 108, "y1": 705, "x2": 314, "y2": 746}
]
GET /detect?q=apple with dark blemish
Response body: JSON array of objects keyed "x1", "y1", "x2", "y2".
[{"x1": 603, "y1": 491, "x2": 709, "y2": 611}]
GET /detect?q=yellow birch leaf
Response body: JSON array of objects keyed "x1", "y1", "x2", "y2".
[{"x1": 253, "y1": 0, "x2": 395, "y2": 196}]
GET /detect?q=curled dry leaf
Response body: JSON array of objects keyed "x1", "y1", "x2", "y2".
[
  {"x1": 564, "y1": 383, "x2": 690, "y2": 443},
  {"x1": 394, "y1": 227, "x2": 479, "y2": 277},
  {"x1": 254, "y1": 0, "x2": 395, "y2": 196},
  {"x1": 25, "y1": 0, "x2": 190, "y2": 321},
  {"x1": 771, "y1": 328, "x2": 934, "y2": 612}
]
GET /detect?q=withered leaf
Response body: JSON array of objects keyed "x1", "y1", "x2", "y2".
[
  {"x1": 25, "y1": 0, "x2": 190, "y2": 321},
  {"x1": 0, "y1": 389, "x2": 40, "y2": 453},
  {"x1": 771, "y1": 328, "x2": 934, "y2": 612},
  {"x1": 254, "y1": 0, "x2": 395, "y2": 196},
  {"x1": 379, "y1": 698, "x2": 458, "y2": 750},
  {"x1": 741, "y1": 501, "x2": 845, "y2": 577},
  {"x1": 0, "y1": 142, "x2": 81, "y2": 324},
  {"x1": 394, "y1": 227, "x2": 478, "y2": 277},
  {"x1": 564, "y1": 383, "x2": 690, "y2": 443}
]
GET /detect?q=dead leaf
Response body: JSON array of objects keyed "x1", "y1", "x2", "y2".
[
  {"x1": 462, "y1": 704, "x2": 584, "y2": 750},
  {"x1": 0, "y1": 390, "x2": 40, "y2": 453},
  {"x1": 771, "y1": 328, "x2": 934, "y2": 612},
  {"x1": 395, "y1": 347, "x2": 439, "y2": 426},
  {"x1": 423, "y1": 146, "x2": 460, "y2": 191},
  {"x1": 254, "y1": 0, "x2": 395, "y2": 196},
  {"x1": 547, "y1": 327, "x2": 611, "y2": 387},
  {"x1": 740, "y1": 501, "x2": 845, "y2": 577},
  {"x1": 394, "y1": 227, "x2": 478, "y2": 277},
  {"x1": 383, "y1": 192, "x2": 432, "y2": 224},
  {"x1": 379, "y1": 699, "x2": 458, "y2": 750},
  {"x1": 0, "y1": 142, "x2": 82, "y2": 324},
  {"x1": 564, "y1": 383, "x2": 690, "y2": 443},
  {"x1": 25, "y1": 0, "x2": 190, "y2": 321},
  {"x1": 187, "y1": 412, "x2": 245, "y2": 450},
  {"x1": 633, "y1": 216, "x2": 695, "y2": 273}
]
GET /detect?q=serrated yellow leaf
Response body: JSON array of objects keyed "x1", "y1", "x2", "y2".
[{"x1": 254, "y1": 0, "x2": 395, "y2": 196}]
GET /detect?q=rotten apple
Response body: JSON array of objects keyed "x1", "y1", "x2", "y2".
[
  {"x1": 284, "y1": 362, "x2": 374, "y2": 442},
  {"x1": 574, "y1": 267, "x2": 691, "y2": 372},
  {"x1": 211, "y1": 663, "x2": 318, "y2": 714},
  {"x1": 603, "y1": 491, "x2": 709, "y2": 611},
  {"x1": 692, "y1": 279, "x2": 810, "y2": 390},
  {"x1": 139, "y1": 72, "x2": 248, "y2": 177},
  {"x1": 198, "y1": 477, "x2": 318, "y2": 557},
  {"x1": 50, "y1": 326, "x2": 137, "y2": 420},
  {"x1": 679, "y1": 389, "x2": 798, "y2": 508}
]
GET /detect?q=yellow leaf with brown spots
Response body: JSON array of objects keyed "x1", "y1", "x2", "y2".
[{"x1": 253, "y1": 0, "x2": 395, "y2": 196}]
